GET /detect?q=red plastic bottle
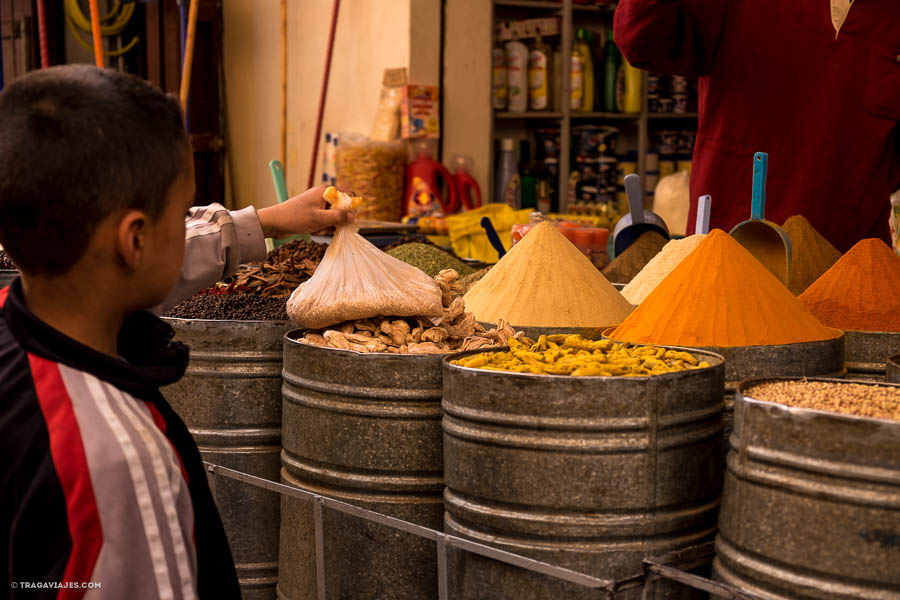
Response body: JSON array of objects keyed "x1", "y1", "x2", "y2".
[
  {"x1": 451, "y1": 155, "x2": 483, "y2": 212},
  {"x1": 406, "y1": 142, "x2": 457, "y2": 217}
]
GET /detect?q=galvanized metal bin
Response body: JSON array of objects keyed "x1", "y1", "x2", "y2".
[
  {"x1": 844, "y1": 330, "x2": 900, "y2": 381},
  {"x1": 888, "y1": 355, "x2": 900, "y2": 384},
  {"x1": 0, "y1": 269, "x2": 17, "y2": 288},
  {"x1": 442, "y1": 347, "x2": 726, "y2": 599},
  {"x1": 604, "y1": 328, "x2": 845, "y2": 458},
  {"x1": 714, "y1": 377, "x2": 900, "y2": 599},
  {"x1": 162, "y1": 317, "x2": 290, "y2": 600},
  {"x1": 278, "y1": 331, "x2": 445, "y2": 600}
]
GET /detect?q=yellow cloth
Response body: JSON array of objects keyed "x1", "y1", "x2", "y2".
[
  {"x1": 447, "y1": 206, "x2": 615, "y2": 263},
  {"x1": 447, "y1": 204, "x2": 532, "y2": 262}
]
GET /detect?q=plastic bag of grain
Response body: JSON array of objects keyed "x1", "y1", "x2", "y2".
[
  {"x1": 335, "y1": 135, "x2": 405, "y2": 222},
  {"x1": 287, "y1": 188, "x2": 443, "y2": 329}
]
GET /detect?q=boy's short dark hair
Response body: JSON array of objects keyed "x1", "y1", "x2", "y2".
[{"x1": 0, "y1": 65, "x2": 188, "y2": 276}]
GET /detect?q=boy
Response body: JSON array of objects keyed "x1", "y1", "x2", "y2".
[{"x1": 0, "y1": 65, "x2": 351, "y2": 598}]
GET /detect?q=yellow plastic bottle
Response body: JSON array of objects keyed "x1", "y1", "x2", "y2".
[
  {"x1": 575, "y1": 28, "x2": 594, "y2": 112},
  {"x1": 621, "y1": 58, "x2": 642, "y2": 113}
]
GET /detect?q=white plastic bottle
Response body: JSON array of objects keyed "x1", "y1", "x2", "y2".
[
  {"x1": 505, "y1": 39, "x2": 529, "y2": 113},
  {"x1": 492, "y1": 44, "x2": 508, "y2": 110},
  {"x1": 495, "y1": 138, "x2": 520, "y2": 207}
]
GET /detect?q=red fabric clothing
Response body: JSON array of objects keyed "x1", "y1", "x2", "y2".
[{"x1": 614, "y1": 0, "x2": 900, "y2": 252}]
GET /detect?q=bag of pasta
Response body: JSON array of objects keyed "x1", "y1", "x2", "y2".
[{"x1": 287, "y1": 187, "x2": 443, "y2": 328}]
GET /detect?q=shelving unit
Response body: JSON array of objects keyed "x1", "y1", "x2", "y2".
[{"x1": 488, "y1": 0, "x2": 699, "y2": 212}]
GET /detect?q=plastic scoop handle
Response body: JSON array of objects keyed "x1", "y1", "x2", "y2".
[
  {"x1": 269, "y1": 159, "x2": 289, "y2": 204},
  {"x1": 696, "y1": 194, "x2": 711, "y2": 234},
  {"x1": 480, "y1": 216, "x2": 507, "y2": 260},
  {"x1": 751, "y1": 152, "x2": 767, "y2": 221},
  {"x1": 624, "y1": 173, "x2": 644, "y2": 225}
]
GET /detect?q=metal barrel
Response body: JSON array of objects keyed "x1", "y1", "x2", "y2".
[
  {"x1": 0, "y1": 269, "x2": 17, "y2": 288},
  {"x1": 603, "y1": 328, "x2": 845, "y2": 459},
  {"x1": 714, "y1": 377, "x2": 900, "y2": 599},
  {"x1": 888, "y1": 355, "x2": 900, "y2": 384},
  {"x1": 162, "y1": 317, "x2": 290, "y2": 600},
  {"x1": 442, "y1": 347, "x2": 726, "y2": 599},
  {"x1": 843, "y1": 330, "x2": 900, "y2": 381},
  {"x1": 278, "y1": 331, "x2": 445, "y2": 600}
]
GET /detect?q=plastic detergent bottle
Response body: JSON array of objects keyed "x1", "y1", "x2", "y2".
[
  {"x1": 492, "y1": 42, "x2": 508, "y2": 110},
  {"x1": 576, "y1": 29, "x2": 594, "y2": 112},
  {"x1": 570, "y1": 35, "x2": 585, "y2": 111},
  {"x1": 505, "y1": 39, "x2": 529, "y2": 113},
  {"x1": 406, "y1": 141, "x2": 457, "y2": 217},
  {"x1": 619, "y1": 57, "x2": 642, "y2": 113},
  {"x1": 602, "y1": 28, "x2": 620, "y2": 112},
  {"x1": 495, "y1": 138, "x2": 520, "y2": 207},
  {"x1": 451, "y1": 154, "x2": 482, "y2": 212},
  {"x1": 528, "y1": 35, "x2": 553, "y2": 111}
]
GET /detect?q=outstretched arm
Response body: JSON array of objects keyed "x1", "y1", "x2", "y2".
[{"x1": 155, "y1": 185, "x2": 353, "y2": 314}]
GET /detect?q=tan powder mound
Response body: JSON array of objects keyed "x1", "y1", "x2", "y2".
[
  {"x1": 782, "y1": 215, "x2": 841, "y2": 295},
  {"x1": 798, "y1": 238, "x2": 900, "y2": 332},
  {"x1": 621, "y1": 234, "x2": 706, "y2": 305},
  {"x1": 464, "y1": 221, "x2": 633, "y2": 328},
  {"x1": 612, "y1": 229, "x2": 840, "y2": 347}
]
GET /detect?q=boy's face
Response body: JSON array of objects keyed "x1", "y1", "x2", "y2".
[{"x1": 139, "y1": 156, "x2": 195, "y2": 307}]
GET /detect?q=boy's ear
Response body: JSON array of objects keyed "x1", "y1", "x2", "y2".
[{"x1": 116, "y1": 210, "x2": 148, "y2": 269}]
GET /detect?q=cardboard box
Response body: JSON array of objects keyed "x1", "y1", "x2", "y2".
[{"x1": 401, "y1": 85, "x2": 440, "y2": 139}]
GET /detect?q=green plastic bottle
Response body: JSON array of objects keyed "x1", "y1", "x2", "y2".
[
  {"x1": 602, "y1": 28, "x2": 620, "y2": 113},
  {"x1": 572, "y1": 29, "x2": 594, "y2": 112}
]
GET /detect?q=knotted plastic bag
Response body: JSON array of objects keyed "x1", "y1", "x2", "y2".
[{"x1": 287, "y1": 188, "x2": 443, "y2": 329}]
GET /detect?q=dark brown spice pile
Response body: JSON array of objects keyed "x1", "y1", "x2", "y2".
[
  {"x1": 165, "y1": 294, "x2": 288, "y2": 321},
  {"x1": 0, "y1": 251, "x2": 16, "y2": 270},
  {"x1": 211, "y1": 239, "x2": 328, "y2": 297},
  {"x1": 602, "y1": 231, "x2": 668, "y2": 284}
]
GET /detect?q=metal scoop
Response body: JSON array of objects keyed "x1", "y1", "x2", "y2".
[
  {"x1": 696, "y1": 194, "x2": 712, "y2": 234},
  {"x1": 612, "y1": 173, "x2": 669, "y2": 257},
  {"x1": 729, "y1": 152, "x2": 792, "y2": 285}
]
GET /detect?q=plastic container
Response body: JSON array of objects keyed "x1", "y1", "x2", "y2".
[
  {"x1": 569, "y1": 35, "x2": 585, "y2": 111},
  {"x1": 451, "y1": 154, "x2": 482, "y2": 212},
  {"x1": 620, "y1": 58, "x2": 642, "y2": 113},
  {"x1": 405, "y1": 141, "x2": 457, "y2": 217},
  {"x1": 527, "y1": 35, "x2": 553, "y2": 112},
  {"x1": 335, "y1": 137, "x2": 405, "y2": 222},
  {"x1": 505, "y1": 40, "x2": 529, "y2": 113},
  {"x1": 495, "y1": 138, "x2": 519, "y2": 208},
  {"x1": 601, "y1": 28, "x2": 619, "y2": 112},
  {"x1": 492, "y1": 44, "x2": 507, "y2": 110}
]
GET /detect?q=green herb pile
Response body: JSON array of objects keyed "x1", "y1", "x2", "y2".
[{"x1": 386, "y1": 243, "x2": 475, "y2": 278}]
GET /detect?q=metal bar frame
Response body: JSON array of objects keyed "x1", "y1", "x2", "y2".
[{"x1": 204, "y1": 462, "x2": 763, "y2": 599}]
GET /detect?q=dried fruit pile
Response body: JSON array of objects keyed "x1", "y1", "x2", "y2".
[
  {"x1": 209, "y1": 239, "x2": 327, "y2": 297},
  {"x1": 300, "y1": 269, "x2": 528, "y2": 354}
]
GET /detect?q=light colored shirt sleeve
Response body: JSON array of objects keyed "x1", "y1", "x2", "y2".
[{"x1": 154, "y1": 204, "x2": 267, "y2": 315}]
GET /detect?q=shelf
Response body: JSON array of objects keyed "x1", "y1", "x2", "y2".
[
  {"x1": 572, "y1": 4, "x2": 616, "y2": 13},
  {"x1": 495, "y1": 111, "x2": 563, "y2": 119},
  {"x1": 571, "y1": 112, "x2": 641, "y2": 120},
  {"x1": 494, "y1": 0, "x2": 562, "y2": 10},
  {"x1": 647, "y1": 112, "x2": 698, "y2": 119}
]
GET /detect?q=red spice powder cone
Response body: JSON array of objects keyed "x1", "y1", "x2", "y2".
[{"x1": 798, "y1": 238, "x2": 900, "y2": 332}]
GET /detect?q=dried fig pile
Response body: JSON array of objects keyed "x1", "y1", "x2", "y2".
[{"x1": 300, "y1": 269, "x2": 527, "y2": 354}]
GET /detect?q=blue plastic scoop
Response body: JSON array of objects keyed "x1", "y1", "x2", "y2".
[{"x1": 729, "y1": 152, "x2": 792, "y2": 285}]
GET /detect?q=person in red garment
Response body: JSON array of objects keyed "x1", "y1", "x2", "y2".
[{"x1": 614, "y1": 0, "x2": 900, "y2": 252}]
